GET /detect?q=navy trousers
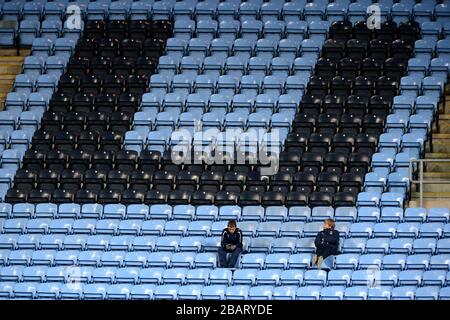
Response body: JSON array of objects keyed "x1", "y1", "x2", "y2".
[{"x1": 218, "y1": 247, "x2": 242, "y2": 268}]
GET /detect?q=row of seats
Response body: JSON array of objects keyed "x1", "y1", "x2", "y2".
[
  {"x1": 3, "y1": 187, "x2": 402, "y2": 207},
  {"x1": 0, "y1": 246, "x2": 448, "y2": 269},
  {"x1": 1, "y1": 281, "x2": 449, "y2": 300},
  {"x1": 0, "y1": 214, "x2": 449, "y2": 236},
  {"x1": 0, "y1": 203, "x2": 447, "y2": 222},
  {"x1": 0, "y1": 265, "x2": 450, "y2": 287},
  {"x1": 1, "y1": 0, "x2": 448, "y2": 21},
  {"x1": 0, "y1": 232, "x2": 449, "y2": 256}
]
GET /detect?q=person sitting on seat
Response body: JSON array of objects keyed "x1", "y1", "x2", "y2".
[
  {"x1": 218, "y1": 219, "x2": 243, "y2": 268},
  {"x1": 314, "y1": 218, "x2": 340, "y2": 270}
]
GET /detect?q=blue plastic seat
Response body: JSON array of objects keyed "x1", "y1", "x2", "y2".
[
  {"x1": 57, "y1": 203, "x2": 80, "y2": 219},
  {"x1": 26, "y1": 250, "x2": 56, "y2": 266},
  {"x1": 403, "y1": 208, "x2": 427, "y2": 222},
  {"x1": 154, "y1": 284, "x2": 180, "y2": 300},
  {"x1": 54, "y1": 250, "x2": 79, "y2": 266},
  {"x1": 294, "y1": 237, "x2": 315, "y2": 254},
  {"x1": 358, "y1": 254, "x2": 383, "y2": 269},
  {"x1": 194, "y1": 252, "x2": 217, "y2": 268},
  {"x1": 104, "y1": 236, "x2": 130, "y2": 251},
  {"x1": 0, "y1": 21, "x2": 18, "y2": 47},
  {"x1": 327, "y1": 270, "x2": 352, "y2": 286},
  {"x1": 164, "y1": 220, "x2": 188, "y2": 236},
  {"x1": 47, "y1": 219, "x2": 74, "y2": 235},
  {"x1": 427, "y1": 208, "x2": 449, "y2": 222},
  {"x1": 166, "y1": 250, "x2": 194, "y2": 268},
  {"x1": 396, "y1": 222, "x2": 420, "y2": 238},
  {"x1": 86, "y1": 2, "x2": 109, "y2": 20},
  {"x1": 335, "y1": 253, "x2": 360, "y2": 270},
  {"x1": 382, "y1": 254, "x2": 407, "y2": 270},
  {"x1": 106, "y1": 284, "x2": 132, "y2": 300},
  {"x1": 295, "y1": 285, "x2": 322, "y2": 300},
  {"x1": 140, "y1": 220, "x2": 165, "y2": 236},
  {"x1": 183, "y1": 268, "x2": 209, "y2": 285},
  {"x1": 304, "y1": 270, "x2": 327, "y2": 286},
  {"x1": 176, "y1": 235, "x2": 201, "y2": 252},
  {"x1": 83, "y1": 283, "x2": 107, "y2": 300},
  {"x1": 122, "y1": 251, "x2": 149, "y2": 268},
  {"x1": 8, "y1": 250, "x2": 33, "y2": 266},
  {"x1": 177, "y1": 284, "x2": 203, "y2": 300},
  {"x1": 271, "y1": 237, "x2": 296, "y2": 254},
  {"x1": 11, "y1": 204, "x2": 34, "y2": 220},
  {"x1": 224, "y1": 285, "x2": 250, "y2": 300},
  {"x1": 155, "y1": 236, "x2": 181, "y2": 252},
  {"x1": 334, "y1": 207, "x2": 357, "y2": 222},
  {"x1": 286, "y1": 206, "x2": 310, "y2": 222},
  {"x1": 342, "y1": 238, "x2": 367, "y2": 254},
  {"x1": 344, "y1": 286, "x2": 368, "y2": 300},
  {"x1": 399, "y1": 270, "x2": 424, "y2": 286},
  {"x1": 201, "y1": 284, "x2": 226, "y2": 300},
  {"x1": 13, "y1": 282, "x2": 38, "y2": 299},
  {"x1": 208, "y1": 268, "x2": 232, "y2": 285},
  {"x1": 108, "y1": 1, "x2": 131, "y2": 20},
  {"x1": 201, "y1": 236, "x2": 221, "y2": 252},
  {"x1": 419, "y1": 222, "x2": 444, "y2": 238},
  {"x1": 130, "y1": 284, "x2": 156, "y2": 300},
  {"x1": 78, "y1": 250, "x2": 102, "y2": 267},
  {"x1": 3, "y1": 218, "x2": 27, "y2": 234},
  {"x1": 17, "y1": 234, "x2": 41, "y2": 250},
  {"x1": 0, "y1": 249, "x2": 11, "y2": 265},
  {"x1": 391, "y1": 286, "x2": 417, "y2": 300},
  {"x1": 350, "y1": 222, "x2": 375, "y2": 237},
  {"x1": 390, "y1": 238, "x2": 414, "y2": 254},
  {"x1": 255, "y1": 269, "x2": 281, "y2": 287},
  {"x1": 161, "y1": 267, "x2": 188, "y2": 285},
  {"x1": 429, "y1": 254, "x2": 450, "y2": 270},
  {"x1": 19, "y1": 20, "x2": 40, "y2": 46},
  {"x1": 0, "y1": 266, "x2": 24, "y2": 282},
  {"x1": 241, "y1": 206, "x2": 265, "y2": 221},
  {"x1": 92, "y1": 267, "x2": 117, "y2": 283},
  {"x1": 373, "y1": 222, "x2": 398, "y2": 238},
  {"x1": 320, "y1": 285, "x2": 345, "y2": 300},
  {"x1": 138, "y1": 267, "x2": 164, "y2": 285},
  {"x1": 367, "y1": 286, "x2": 393, "y2": 300}
]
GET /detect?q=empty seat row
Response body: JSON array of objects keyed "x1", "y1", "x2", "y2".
[
  {"x1": 0, "y1": 203, "x2": 447, "y2": 223},
  {"x1": 1, "y1": 280, "x2": 449, "y2": 300},
  {"x1": 0, "y1": 264, "x2": 450, "y2": 288}
]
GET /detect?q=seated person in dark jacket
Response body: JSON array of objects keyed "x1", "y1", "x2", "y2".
[
  {"x1": 218, "y1": 220, "x2": 243, "y2": 268},
  {"x1": 314, "y1": 218, "x2": 340, "y2": 270}
]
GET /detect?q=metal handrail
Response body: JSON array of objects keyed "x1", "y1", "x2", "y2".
[{"x1": 409, "y1": 159, "x2": 450, "y2": 207}]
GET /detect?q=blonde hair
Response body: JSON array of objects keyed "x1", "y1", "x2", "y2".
[{"x1": 324, "y1": 218, "x2": 335, "y2": 230}]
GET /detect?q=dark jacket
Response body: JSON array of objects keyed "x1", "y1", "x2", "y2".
[
  {"x1": 314, "y1": 228, "x2": 340, "y2": 259},
  {"x1": 221, "y1": 228, "x2": 243, "y2": 252}
]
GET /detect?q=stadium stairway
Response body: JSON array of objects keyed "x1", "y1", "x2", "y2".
[
  {"x1": 0, "y1": 49, "x2": 29, "y2": 111},
  {"x1": 410, "y1": 83, "x2": 450, "y2": 208}
]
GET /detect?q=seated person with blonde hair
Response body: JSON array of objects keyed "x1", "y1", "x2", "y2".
[{"x1": 314, "y1": 218, "x2": 340, "y2": 270}]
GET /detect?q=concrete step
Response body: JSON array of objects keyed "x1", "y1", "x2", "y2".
[
  {"x1": 438, "y1": 114, "x2": 450, "y2": 134},
  {"x1": 0, "y1": 56, "x2": 25, "y2": 63},
  {"x1": 431, "y1": 133, "x2": 450, "y2": 153},
  {"x1": 409, "y1": 198, "x2": 450, "y2": 209},
  {"x1": 0, "y1": 64, "x2": 22, "y2": 74},
  {"x1": 0, "y1": 49, "x2": 30, "y2": 57},
  {"x1": 444, "y1": 95, "x2": 450, "y2": 114},
  {"x1": 0, "y1": 84, "x2": 13, "y2": 93},
  {"x1": 411, "y1": 192, "x2": 450, "y2": 198},
  {"x1": 0, "y1": 74, "x2": 16, "y2": 82},
  {"x1": 412, "y1": 173, "x2": 450, "y2": 192},
  {"x1": 423, "y1": 152, "x2": 450, "y2": 172}
]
